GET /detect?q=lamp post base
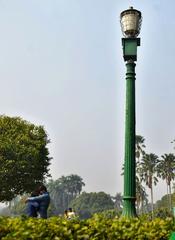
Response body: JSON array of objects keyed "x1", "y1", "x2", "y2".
[{"x1": 122, "y1": 197, "x2": 137, "y2": 218}]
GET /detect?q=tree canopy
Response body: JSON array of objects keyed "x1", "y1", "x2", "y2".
[
  {"x1": 46, "y1": 174, "x2": 85, "y2": 214},
  {"x1": 0, "y1": 115, "x2": 51, "y2": 201},
  {"x1": 70, "y1": 192, "x2": 114, "y2": 219}
]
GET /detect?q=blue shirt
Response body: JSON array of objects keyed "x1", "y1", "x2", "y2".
[{"x1": 28, "y1": 192, "x2": 50, "y2": 219}]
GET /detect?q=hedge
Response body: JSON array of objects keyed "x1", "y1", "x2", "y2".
[{"x1": 0, "y1": 215, "x2": 174, "y2": 239}]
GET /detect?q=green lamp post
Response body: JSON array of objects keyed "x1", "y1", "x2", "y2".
[{"x1": 120, "y1": 7, "x2": 142, "y2": 217}]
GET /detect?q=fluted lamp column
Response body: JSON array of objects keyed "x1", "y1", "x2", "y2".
[{"x1": 120, "y1": 6, "x2": 142, "y2": 217}]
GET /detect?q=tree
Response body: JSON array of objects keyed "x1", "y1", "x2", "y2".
[
  {"x1": 155, "y1": 194, "x2": 170, "y2": 210},
  {"x1": 135, "y1": 135, "x2": 146, "y2": 213},
  {"x1": 59, "y1": 174, "x2": 85, "y2": 203},
  {"x1": 140, "y1": 153, "x2": 159, "y2": 217},
  {"x1": 70, "y1": 192, "x2": 114, "y2": 219},
  {"x1": 46, "y1": 174, "x2": 85, "y2": 214},
  {"x1": 136, "y1": 176, "x2": 148, "y2": 214},
  {"x1": 157, "y1": 153, "x2": 175, "y2": 211},
  {"x1": 112, "y1": 193, "x2": 122, "y2": 211},
  {"x1": 136, "y1": 135, "x2": 145, "y2": 162},
  {"x1": 0, "y1": 115, "x2": 51, "y2": 201},
  {"x1": 46, "y1": 179, "x2": 64, "y2": 214}
]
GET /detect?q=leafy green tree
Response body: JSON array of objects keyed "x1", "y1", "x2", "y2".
[
  {"x1": 157, "y1": 153, "x2": 175, "y2": 211},
  {"x1": 70, "y1": 192, "x2": 114, "y2": 219},
  {"x1": 155, "y1": 194, "x2": 170, "y2": 210},
  {"x1": 0, "y1": 115, "x2": 51, "y2": 201},
  {"x1": 140, "y1": 153, "x2": 159, "y2": 217}
]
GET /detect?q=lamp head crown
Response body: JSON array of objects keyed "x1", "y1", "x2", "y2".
[{"x1": 120, "y1": 6, "x2": 142, "y2": 38}]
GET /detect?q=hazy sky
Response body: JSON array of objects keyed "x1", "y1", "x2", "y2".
[{"x1": 0, "y1": 0, "x2": 174, "y2": 201}]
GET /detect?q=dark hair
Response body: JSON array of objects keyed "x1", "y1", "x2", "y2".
[
  {"x1": 31, "y1": 190, "x2": 39, "y2": 197},
  {"x1": 38, "y1": 185, "x2": 47, "y2": 192}
]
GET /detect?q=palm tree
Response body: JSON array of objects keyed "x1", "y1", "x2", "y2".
[
  {"x1": 67, "y1": 174, "x2": 85, "y2": 196},
  {"x1": 140, "y1": 153, "x2": 159, "y2": 217},
  {"x1": 47, "y1": 179, "x2": 65, "y2": 213},
  {"x1": 136, "y1": 135, "x2": 146, "y2": 163},
  {"x1": 47, "y1": 174, "x2": 85, "y2": 213},
  {"x1": 136, "y1": 135, "x2": 146, "y2": 181},
  {"x1": 59, "y1": 174, "x2": 85, "y2": 206},
  {"x1": 136, "y1": 176, "x2": 148, "y2": 214},
  {"x1": 135, "y1": 135, "x2": 146, "y2": 213},
  {"x1": 112, "y1": 193, "x2": 123, "y2": 211},
  {"x1": 157, "y1": 153, "x2": 175, "y2": 211}
]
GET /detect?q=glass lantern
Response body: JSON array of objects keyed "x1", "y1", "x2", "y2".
[{"x1": 120, "y1": 6, "x2": 142, "y2": 38}]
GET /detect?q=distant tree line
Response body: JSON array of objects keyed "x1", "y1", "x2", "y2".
[{"x1": 9, "y1": 174, "x2": 122, "y2": 219}]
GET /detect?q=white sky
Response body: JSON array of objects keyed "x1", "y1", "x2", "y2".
[{"x1": 0, "y1": 0, "x2": 174, "y2": 202}]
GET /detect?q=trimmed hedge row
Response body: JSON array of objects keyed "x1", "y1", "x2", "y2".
[{"x1": 0, "y1": 215, "x2": 174, "y2": 240}]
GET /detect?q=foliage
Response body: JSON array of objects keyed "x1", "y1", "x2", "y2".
[
  {"x1": 157, "y1": 153, "x2": 175, "y2": 211},
  {"x1": 46, "y1": 174, "x2": 85, "y2": 214},
  {"x1": 0, "y1": 216, "x2": 173, "y2": 239},
  {"x1": 135, "y1": 135, "x2": 147, "y2": 213},
  {"x1": 155, "y1": 193, "x2": 175, "y2": 218},
  {"x1": 112, "y1": 192, "x2": 123, "y2": 211},
  {"x1": 94, "y1": 209, "x2": 121, "y2": 219},
  {"x1": 0, "y1": 115, "x2": 51, "y2": 201},
  {"x1": 70, "y1": 191, "x2": 114, "y2": 219},
  {"x1": 10, "y1": 174, "x2": 85, "y2": 216},
  {"x1": 10, "y1": 200, "x2": 26, "y2": 216},
  {"x1": 156, "y1": 194, "x2": 170, "y2": 210},
  {"x1": 136, "y1": 135, "x2": 145, "y2": 160},
  {"x1": 140, "y1": 153, "x2": 159, "y2": 189},
  {"x1": 157, "y1": 154, "x2": 175, "y2": 187},
  {"x1": 171, "y1": 193, "x2": 175, "y2": 208},
  {"x1": 140, "y1": 153, "x2": 159, "y2": 216},
  {"x1": 136, "y1": 176, "x2": 148, "y2": 213},
  {"x1": 153, "y1": 208, "x2": 173, "y2": 219}
]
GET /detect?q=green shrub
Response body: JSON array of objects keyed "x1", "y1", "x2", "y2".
[
  {"x1": 153, "y1": 208, "x2": 173, "y2": 219},
  {"x1": 0, "y1": 215, "x2": 174, "y2": 239}
]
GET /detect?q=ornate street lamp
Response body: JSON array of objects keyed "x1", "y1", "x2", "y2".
[{"x1": 120, "y1": 7, "x2": 142, "y2": 217}]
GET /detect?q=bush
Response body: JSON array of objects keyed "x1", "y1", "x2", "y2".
[
  {"x1": 0, "y1": 215, "x2": 174, "y2": 239},
  {"x1": 94, "y1": 209, "x2": 121, "y2": 219},
  {"x1": 154, "y1": 208, "x2": 173, "y2": 219}
]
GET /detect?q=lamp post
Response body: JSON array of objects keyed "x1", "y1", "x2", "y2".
[{"x1": 120, "y1": 7, "x2": 142, "y2": 217}]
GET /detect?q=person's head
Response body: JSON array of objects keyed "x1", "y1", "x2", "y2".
[
  {"x1": 68, "y1": 208, "x2": 73, "y2": 212},
  {"x1": 31, "y1": 190, "x2": 39, "y2": 197},
  {"x1": 38, "y1": 185, "x2": 47, "y2": 194}
]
